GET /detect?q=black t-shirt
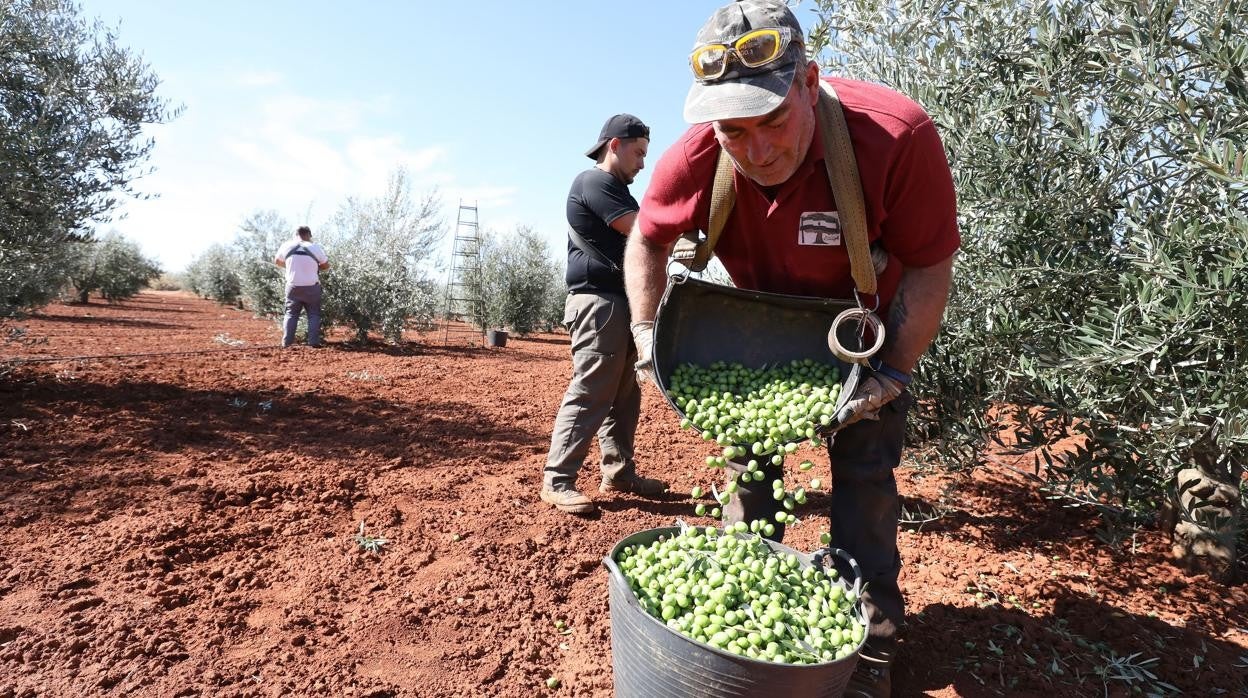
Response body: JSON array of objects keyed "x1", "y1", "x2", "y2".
[{"x1": 565, "y1": 168, "x2": 637, "y2": 294}]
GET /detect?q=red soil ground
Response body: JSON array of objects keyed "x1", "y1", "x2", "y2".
[{"x1": 1, "y1": 291, "x2": 1245, "y2": 698}]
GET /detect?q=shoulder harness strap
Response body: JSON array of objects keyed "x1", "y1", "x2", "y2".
[
  {"x1": 670, "y1": 149, "x2": 736, "y2": 273},
  {"x1": 816, "y1": 81, "x2": 876, "y2": 296},
  {"x1": 285, "y1": 243, "x2": 316, "y2": 261}
]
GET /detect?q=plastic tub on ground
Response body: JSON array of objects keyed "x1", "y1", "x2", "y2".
[{"x1": 603, "y1": 526, "x2": 869, "y2": 698}]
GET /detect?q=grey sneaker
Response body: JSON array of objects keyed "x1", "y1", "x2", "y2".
[
  {"x1": 844, "y1": 652, "x2": 892, "y2": 697},
  {"x1": 540, "y1": 487, "x2": 595, "y2": 514},
  {"x1": 600, "y1": 475, "x2": 668, "y2": 496}
]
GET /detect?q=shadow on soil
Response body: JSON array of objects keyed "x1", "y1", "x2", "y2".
[
  {"x1": 0, "y1": 377, "x2": 543, "y2": 522},
  {"x1": 60, "y1": 298, "x2": 204, "y2": 314},
  {"x1": 331, "y1": 340, "x2": 443, "y2": 357},
  {"x1": 895, "y1": 593, "x2": 1248, "y2": 697},
  {"x1": 329, "y1": 340, "x2": 561, "y2": 363},
  {"x1": 27, "y1": 314, "x2": 187, "y2": 330},
  {"x1": 509, "y1": 335, "x2": 570, "y2": 346},
  {"x1": 111, "y1": 303, "x2": 201, "y2": 314},
  {"x1": 884, "y1": 470, "x2": 1108, "y2": 556}
]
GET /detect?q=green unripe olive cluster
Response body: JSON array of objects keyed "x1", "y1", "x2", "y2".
[
  {"x1": 670, "y1": 359, "x2": 841, "y2": 461},
  {"x1": 674, "y1": 360, "x2": 845, "y2": 540},
  {"x1": 616, "y1": 526, "x2": 866, "y2": 665}
]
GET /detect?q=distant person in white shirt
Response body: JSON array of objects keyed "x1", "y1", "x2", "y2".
[{"x1": 274, "y1": 225, "x2": 330, "y2": 347}]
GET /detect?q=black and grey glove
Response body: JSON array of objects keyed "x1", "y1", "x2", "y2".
[{"x1": 831, "y1": 360, "x2": 911, "y2": 429}]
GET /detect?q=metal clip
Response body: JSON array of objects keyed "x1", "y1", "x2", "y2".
[
  {"x1": 853, "y1": 288, "x2": 880, "y2": 314},
  {"x1": 828, "y1": 307, "x2": 885, "y2": 365},
  {"x1": 666, "y1": 260, "x2": 693, "y2": 283}
]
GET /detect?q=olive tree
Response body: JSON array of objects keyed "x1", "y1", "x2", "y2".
[
  {"x1": 0, "y1": 0, "x2": 175, "y2": 317},
  {"x1": 540, "y1": 260, "x2": 568, "y2": 333},
  {"x1": 320, "y1": 170, "x2": 445, "y2": 343},
  {"x1": 67, "y1": 232, "x2": 162, "y2": 302},
  {"x1": 184, "y1": 244, "x2": 242, "y2": 305},
  {"x1": 464, "y1": 226, "x2": 564, "y2": 335},
  {"x1": 233, "y1": 209, "x2": 290, "y2": 317},
  {"x1": 808, "y1": 0, "x2": 1246, "y2": 576}
]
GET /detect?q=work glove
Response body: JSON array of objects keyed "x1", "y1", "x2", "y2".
[
  {"x1": 630, "y1": 321, "x2": 656, "y2": 386},
  {"x1": 831, "y1": 370, "x2": 907, "y2": 430}
]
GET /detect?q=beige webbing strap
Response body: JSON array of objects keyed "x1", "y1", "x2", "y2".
[
  {"x1": 671, "y1": 150, "x2": 736, "y2": 272},
  {"x1": 817, "y1": 81, "x2": 876, "y2": 296}
]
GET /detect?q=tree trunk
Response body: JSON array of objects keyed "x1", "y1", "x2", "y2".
[
  {"x1": 78, "y1": 289, "x2": 89, "y2": 304},
  {"x1": 1166, "y1": 466, "x2": 1241, "y2": 583}
]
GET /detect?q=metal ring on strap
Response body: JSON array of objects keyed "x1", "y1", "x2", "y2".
[
  {"x1": 665, "y1": 261, "x2": 693, "y2": 283},
  {"x1": 828, "y1": 308, "x2": 885, "y2": 365}
]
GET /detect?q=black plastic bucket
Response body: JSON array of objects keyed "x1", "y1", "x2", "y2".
[
  {"x1": 603, "y1": 526, "x2": 869, "y2": 697},
  {"x1": 651, "y1": 276, "x2": 868, "y2": 434},
  {"x1": 485, "y1": 329, "x2": 508, "y2": 348}
]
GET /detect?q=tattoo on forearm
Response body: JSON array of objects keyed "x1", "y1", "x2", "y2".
[{"x1": 887, "y1": 288, "x2": 909, "y2": 339}]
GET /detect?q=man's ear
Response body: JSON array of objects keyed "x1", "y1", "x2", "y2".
[
  {"x1": 608, "y1": 137, "x2": 622, "y2": 155},
  {"x1": 802, "y1": 61, "x2": 820, "y2": 105}
]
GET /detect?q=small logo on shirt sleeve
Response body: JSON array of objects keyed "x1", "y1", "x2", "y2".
[{"x1": 798, "y1": 211, "x2": 841, "y2": 246}]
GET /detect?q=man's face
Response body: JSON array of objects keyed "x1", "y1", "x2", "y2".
[
  {"x1": 614, "y1": 137, "x2": 649, "y2": 184},
  {"x1": 711, "y1": 64, "x2": 818, "y2": 187}
]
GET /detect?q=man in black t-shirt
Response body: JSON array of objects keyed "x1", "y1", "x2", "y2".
[{"x1": 540, "y1": 114, "x2": 669, "y2": 514}]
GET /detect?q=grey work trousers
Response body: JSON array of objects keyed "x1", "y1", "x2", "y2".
[
  {"x1": 722, "y1": 390, "x2": 913, "y2": 655},
  {"x1": 543, "y1": 292, "x2": 641, "y2": 490},
  {"x1": 283, "y1": 282, "x2": 322, "y2": 346}
]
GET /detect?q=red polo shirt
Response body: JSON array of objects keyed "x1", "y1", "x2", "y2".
[{"x1": 639, "y1": 77, "x2": 960, "y2": 312}]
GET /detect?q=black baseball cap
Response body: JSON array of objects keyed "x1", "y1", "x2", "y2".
[
  {"x1": 683, "y1": 0, "x2": 807, "y2": 123},
  {"x1": 585, "y1": 114, "x2": 651, "y2": 160}
]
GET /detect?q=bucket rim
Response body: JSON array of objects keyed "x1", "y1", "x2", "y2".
[{"x1": 603, "y1": 525, "x2": 871, "y2": 670}]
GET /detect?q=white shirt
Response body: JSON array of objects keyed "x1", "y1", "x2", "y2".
[{"x1": 275, "y1": 238, "x2": 328, "y2": 286}]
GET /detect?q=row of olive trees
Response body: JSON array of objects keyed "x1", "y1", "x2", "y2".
[
  {"x1": 67, "y1": 233, "x2": 163, "y2": 303},
  {"x1": 461, "y1": 226, "x2": 565, "y2": 336},
  {"x1": 190, "y1": 189, "x2": 569, "y2": 343},
  {"x1": 185, "y1": 170, "x2": 447, "y2": 343},
  {"x1": 184, "y1": 209, "x2": 303, "y2": 311},
  {"x1": 0, "y1": 0, "x2": 175, "y2": 318},
  {"x1": 185, "y1": 244, "x2": 244, "y2": 306},
  {"x1": 808, "y1": 0, "x2": 1246, "y2": 574}
]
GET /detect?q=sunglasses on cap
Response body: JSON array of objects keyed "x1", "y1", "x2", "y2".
[{"x1": 690, "y1": 27, "x2": 793, "y2": 82}]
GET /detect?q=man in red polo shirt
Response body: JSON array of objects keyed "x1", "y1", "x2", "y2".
[{"x1": 623, "y1": 1, "x2": 959, "y2": 694}]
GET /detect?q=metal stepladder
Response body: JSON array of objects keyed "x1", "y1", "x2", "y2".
[{"x1": 441, "y1": 201, "x2": 486, "y2": 345}]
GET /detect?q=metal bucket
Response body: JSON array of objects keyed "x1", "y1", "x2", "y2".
[
  {"x1": 603, "y1": 526, "x2": 869, "y2": 697},
  {"x1": 650, "y1": 275, "x2": 867, "y2": 434}
]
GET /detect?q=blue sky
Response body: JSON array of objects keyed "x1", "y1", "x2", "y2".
[{"x1": 80, "y1": 0, "x2": 817, "y2": 274}]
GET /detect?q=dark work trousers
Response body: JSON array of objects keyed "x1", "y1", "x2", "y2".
[
  {"x1": 283, "y1": 282, "x2": 323, "y2": 346},
  {"x1": 543, "y1": 292, "x2": 641, "y2": 490},
  {"x1": 723, "y1": 390, "x2": 912, "y2": 656}
]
